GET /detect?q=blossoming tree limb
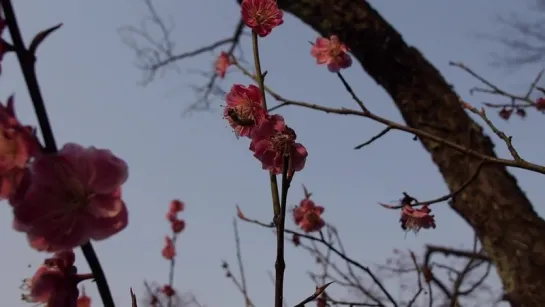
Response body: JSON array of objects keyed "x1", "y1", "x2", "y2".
[
  {"x1": 121, "y1": 0, "x2": 545, "y2": 306},
  {"x1": 0, "y1": 1, "x2": 141, "y2": 306}
]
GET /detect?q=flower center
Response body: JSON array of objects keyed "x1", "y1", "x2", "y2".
[
  {"x1": 270, "y1": 127, "x2": 296, "y2": 152},
  {"x1": 305, "y1": 211, "x2": 319, "y2": 224},
  {"x1": 328, "y1": 45, "x2": 342, "y2": 58},
  {"x1": 253, "y1": 9, "x2": 271, "y2": 24},
  {"x1": 228, "y1": 103, "x2": 255, "y2": 126},
  {"x1": 54, "y1": 163, "x2": 90, "y2": 211},
  {"x1": 233, "y1": 104, "x2": 255, "y2": 123}
]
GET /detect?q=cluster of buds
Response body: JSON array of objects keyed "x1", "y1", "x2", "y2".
[
  {"x1": 499, "y1": 97, "x2": 545, "y2": 120},
  {"x1": 156, "y1": 199, "x2": 187, "y2": 304}
]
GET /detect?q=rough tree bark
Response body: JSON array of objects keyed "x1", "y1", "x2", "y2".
[{"x1": 271, "y1": 0, "x2": 545, "y2": 305}]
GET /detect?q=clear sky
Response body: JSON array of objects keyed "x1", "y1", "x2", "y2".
[{"x1": 0, "y1": 0, "x2": 543, "y2": 306}]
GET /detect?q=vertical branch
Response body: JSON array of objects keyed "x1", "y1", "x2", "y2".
[
  {"x1": 167, "y1": 232, "x2": 178, "y2": 307},
  {"x1": 233, "y1": 218, "x2": 251, "y2": 307},
  {"x1": 250, "y1": 30, "x2": 286, "y2": 307},
  {"x1": 273, "y1": 153, "x2": 292, "y2": 307},
  {"x1": 1, "y1": 1, "x2": 115, "y2": 306},
  {"x1": 250, "y1": 31, "x2": 281, "y2": 221}
]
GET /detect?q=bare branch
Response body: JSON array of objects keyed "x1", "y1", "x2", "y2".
[
  {"x1": 233, "y1": 218, "x2": 251, "y2": 307},
  {"x1": 120, "y1": 0, "x2": 246, "y2": 111}
]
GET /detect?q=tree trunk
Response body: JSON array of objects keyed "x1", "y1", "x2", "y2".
[{"x1": 275, "y1": 0, "x2": 545, "y2": 305}]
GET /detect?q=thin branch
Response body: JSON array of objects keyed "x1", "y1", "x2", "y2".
[
  {"x1": 221, "y1": 261, "x2": 256, "y2": 307},
  {"x1": 379, "y1": 159, "x2": 486, "y2": 210},
  {"x1": 450, "y1": 61, "x2": 544, "y2": 112},
  {"x1": 166, "y1": 231, "x2": 179, "y2": 307},
  {"x1": 130, "y1": 288, "x2": 138, "y2": 307},
  {"x1": 233, "y1": 218, "x2": 251, "y2": 307},
  {"x1": 406, "y1": 251, "x2": 423, "y2": 307},
  {"x1": 424, "y1": 245, "x2": 491, "y2": 265},
  {"x1": 236, "y1": 209, "x2": 396, "y2": 307},
  {"x1": 120, "y1": 0, "x2": 246, "y2": 111},
  {"x1": 293, "y1": 282, "x2": 334, "y2": 307},
  {"x1": 232, "y1": 61, "x2": 545, "y2": 175},
  {"x1": 354, "y1": 127, "x2": 392, "y2": 150},
  {"x1": 144, "y1": 281, "x2": 164, "y2": 307}
]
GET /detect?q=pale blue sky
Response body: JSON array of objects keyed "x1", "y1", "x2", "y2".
[{"x1": 0, "y1": 0, "x2": 543, "y2": 306}]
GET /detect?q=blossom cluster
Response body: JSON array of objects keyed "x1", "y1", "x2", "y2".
[
  {"x1": 215, "y1": 0, "x2": 354, "y2": 174},
  {"x1": 224, "y1": 85, "x2": 308, "y2": 174}
]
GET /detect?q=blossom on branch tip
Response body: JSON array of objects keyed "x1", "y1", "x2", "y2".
[
  {"x1": 215, "y1": 52, "x2": 231, "y2": 78},
  {"x1": 241, "y1": 0, "x2": 283, "y2": 37},
  {"x1": 250, "y1": 115, "x2": 307, "y2": 174},
  {"x1": 499, "y1": 107, "x2": 512, "y2": 120},
  {"x1": 22, "y1": 250, "x2": 93, "y2": 307},
  {"x1": 11, "y1": 143, "x2": 129, "y2": 252},
  {"x1": 310, "y1": 35, "x2": 352, "y2": 73},
  {"x1": 224, "y1": 84, "x2": 267, "y2": 138},
  {"x1": 399, "y1": 204, "x2": 436, "y2": 233},
  {"x1": 536, "y1": 97, "x2": 545, "y2": 111},
  {"x1": 293, "y1": 197, "x2": 325, "y2": 233},
  {"x1": 515, "y1": 108, "x2": 526, "y2": 118}
]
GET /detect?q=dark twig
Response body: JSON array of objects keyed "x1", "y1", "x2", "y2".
[
  {"x1": 236, "y1": 210, "x2": 397, "y2": 307},
  {"x1": 354, "y1": 127, "x2": 392, "y2": 150},
  {"x1": 144, "y1": 281, "x2": 164, "y2": 307},
  {"x1": 221, "y1": 261, "x2": 256, "y2": 307},
  {"x1": 461, "y1": 101, "x2": 523, "y2": 161},
  {"x1": 293, "y1": 282, "x2": 334, "y2": 307},
  {"x1": 450, "y1": 61, "x2": 544, "y2": 111},
  {"x1": 424, "y1": 245, "x2": 491, "y2": 265},
  {"x1": 120, "y1": 1, "x2": 246, "y2": 111},
  {"x1": 130, "y1": 288, "x2": 138, "y2": 307},
  {"x1": 233, "y1": 218, "x2": 251, "y2": 307},
  {"x1": 379, "y1": 159, "x2": 486, "y2": 209},
  {"x1": 406, "y1": 251, "x2": 423, "y2": 307}
]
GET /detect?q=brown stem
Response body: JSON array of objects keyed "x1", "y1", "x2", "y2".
[
  {"x1": 250, "y1": 31, "x2": 281, "y2": 221},
  {"x1": 250, "y1": 30, "x2": 285, "y2": 307}
]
